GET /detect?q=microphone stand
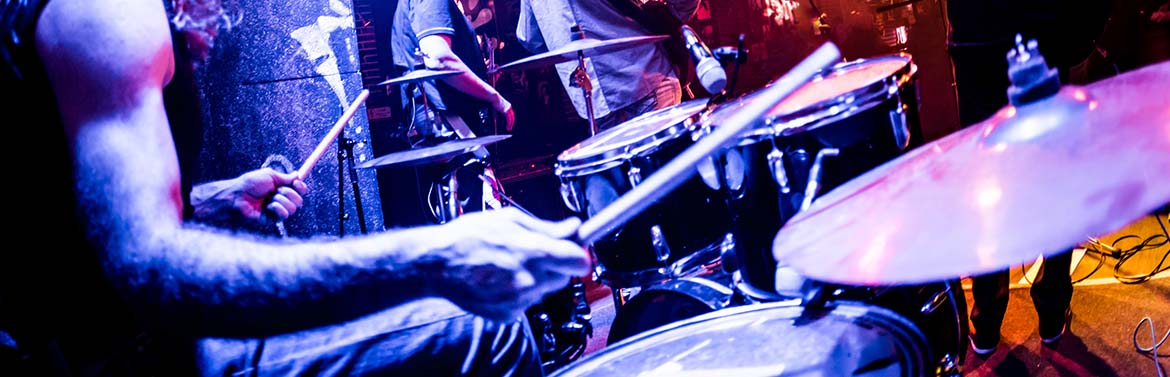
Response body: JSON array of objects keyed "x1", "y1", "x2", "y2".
[
  {"x1": 336, "y1": 134, "x2": 369, "y2": 236},
  {"x1": 728, "y1": 34, "x2": 746, "y2": 97}
]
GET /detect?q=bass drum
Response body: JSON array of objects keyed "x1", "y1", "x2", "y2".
[
  {"x1": 556, "y1": 299, "x2": 942, "y2": 377},
  {"x1": 599, "y1": 278, "x2": 967, "y2": 375},
  {"x1": 605, "y1": 275, "x2": 736, "y2": 346}
]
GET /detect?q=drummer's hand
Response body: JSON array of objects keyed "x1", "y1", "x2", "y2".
[
  {"x1": 420, "y1": 208, "x2": 589, "y2": 321},
  {"x1": 191, "y1": 168, "x2": 307, "y2": 225},
  {"x1": 493, "y1": 95, "x2": 516, "y2": 131}
]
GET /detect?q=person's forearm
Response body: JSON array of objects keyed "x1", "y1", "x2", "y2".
[
  {"x1": 431, "y1": 58, "x2": 505, "y2": 109},
  {"x1": 189, "y1": 178, "x2": 241, "y2": 223},
  {"x1": 113, "y1": 223, "x2": 436, "y2": 337},
  {"x1": 419, "y1": 35, "x2": 508, "y2": 112},
  {"x1": 74, "y1": 118, "x2": 436, "y2": 337}
]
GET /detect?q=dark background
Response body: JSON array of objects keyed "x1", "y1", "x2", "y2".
[
  {"x1": 351, "y1": 0, "x2": 962, "y2": 227},
  {"x1": 190, "y1": 0, "x2": 969, "y2": 234}
]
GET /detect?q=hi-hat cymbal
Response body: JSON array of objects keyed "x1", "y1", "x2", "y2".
[
  {"x1": 357, "y1": 135, "x2": 511, "y2": 169},
  {"x1": 491, "y1": 35, "x2": 668, "y2": 73},
  {"x1": 771, "y1": 61, "x2": 1170, "y2": 286},
  {"x1": 375, "y1": 69, "x2": 460, "y2": 87}
]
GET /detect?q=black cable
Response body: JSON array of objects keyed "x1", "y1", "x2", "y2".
[{"x1": 1110, "y1": 213, "x2": 1170, "y2": 284}]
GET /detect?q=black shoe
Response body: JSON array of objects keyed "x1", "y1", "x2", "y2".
[
  {"x1": 969, "y1": 333, "x2": 998, "y2": 356},
  {"x1": 1040, "y1": 309, "x2": 1072, "y2": 345}
]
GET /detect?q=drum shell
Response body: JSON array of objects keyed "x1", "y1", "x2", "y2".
[
  {"x1": 558, "y1": 134, "x2": 732, "y2": 288},
  {"x1": 725, "y1": 56, "x2": 922, "y2": 298},
  {"x1": 605, "y1": 276, "x2": 734, "y2": 345}
]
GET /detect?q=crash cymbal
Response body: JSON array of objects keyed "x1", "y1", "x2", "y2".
[
  {"x1": 375, "y1": 69, "x2": 460, "y2": 87},
  {"x1": 491, "y1": 35, "x2": 668, "y2": 73},
  {"x1": 356, "y1": 135, "x2": 511, "y2": 169},
  {"x1": 771, "y1": 61, "x2": 1170, "y2": 285}
]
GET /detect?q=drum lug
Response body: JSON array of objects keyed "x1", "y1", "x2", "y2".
[
  {"x1": 627, "y1": 165, "x2": 643, "y2": 187},
  {"x1": 920, "y1": 286, "x2": 951, "y2": 315},
  {"x1": 719, "y1": 233, "x2": 738, "y2": 273},
  {"x1": 767, "y1": 148, "x2": 791, "y2": 194},
  {"x1": 936, "y1": 353, "x2": 963, "y2": 376},
  {"x1": 650, "y1": 225, "x2": 671, "y2": 263},
  {"x1": 889, "y1": 100, "x2": 911, "y2": 150},
  {"x1": 559, "y1": 183, "x2": 581, "y2": 213},
  {"x1": 799, "y1": 148, "x2": 840, "y2": 212}
]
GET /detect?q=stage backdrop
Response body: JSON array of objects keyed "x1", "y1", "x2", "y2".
[
  {"x1": 365, "y1": 0, "x2": 963, "y2": 222},
  {"x1": 193, "y1": 0, "x2": 384, "y2": 237},
  {"x1": 190, "y1": 0, "x2": 963, "y2": 233}
]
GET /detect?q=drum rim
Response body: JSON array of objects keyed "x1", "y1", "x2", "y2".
[
  {"x1": 699, "y1": 53, "x2": 917, "y2": 145},
  {"x1": 552, "y1": 299, "x2": 932, "y2": 377},
  {"x1": 555, "y1": 99, "x2": 709, "y2": 176},
  {"x1": 771, "y1": 53, "x2": 917, "y2": 135}
]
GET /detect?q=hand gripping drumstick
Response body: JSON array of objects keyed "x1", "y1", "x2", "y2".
[
  {"x1": 573, "y1": 42, "x2": 842, "y2": 245},
  {"x1": 268, "y1": 89, "x2": 370, "y2": 236},
  {"x1": 298, "y1": 89, "x2": 371, "y2": 180}
]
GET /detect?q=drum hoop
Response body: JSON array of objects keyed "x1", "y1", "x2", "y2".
[
  {"x1": 768, "y1": 54, "x2": 917, "y2": 136},
  {"x1": 556, "y1": 101, "x2": 707, "y2": 177},
  {"x1": 695, "y1": 54, "x2": 916, "y2": 147},
  {"x1": 553, "y1": 300, "x2": 932, "y2": 377}
]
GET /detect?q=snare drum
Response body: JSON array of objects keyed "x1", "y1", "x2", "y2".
[
  {"x1": 699, "y1": 53, "x2": 921, "y2": 300},
  {"x1": 556, "y1": 99, "x2": 732, "y2": 289},
  {"x1": 555, "y1": 280, "x2": 967, "y2": 377}
]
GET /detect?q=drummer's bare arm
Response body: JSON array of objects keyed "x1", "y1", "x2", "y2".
[
  {"x1": 39, "y1": 0, "x2": 576, "y2": 337},
  {"x1": 515, "y1": 0, "x2": 547, "y2": 53},
  {"x1": 418, "y1": 34, "x2": 515, "y2": 130}
]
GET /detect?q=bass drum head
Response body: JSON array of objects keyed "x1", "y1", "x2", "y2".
[
  {"x1": 605, "y1": 277, "x2": 733, "y2": 346},
  {"x1": 555, "y1": 301, "x2": 931, "y2": 377}
]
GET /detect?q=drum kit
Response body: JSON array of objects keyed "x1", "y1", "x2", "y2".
[{"x1": 362, "y1": 29, "x2": 1170, "y2": 376}]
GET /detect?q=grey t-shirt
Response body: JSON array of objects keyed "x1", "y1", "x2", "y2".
[
  {"x1": 392, "y1": 0, "x2": 489, "y2": 130},
  {"x1": 516, "y1": 0, "x2": 697, "y2": 120}
]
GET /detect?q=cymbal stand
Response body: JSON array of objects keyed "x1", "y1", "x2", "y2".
[
  {"x1": 477, "y1": 173, "x2": 536, "y2": 217},
  {"x1": 336, "y1": 134, "x2": 369, "y2": 235},
  {"x1": 567, "y1": 25, "x2": 600, "y2": 136},
  {"x1": 426, "y1": 155, "x2": 467, "y2": 224}
]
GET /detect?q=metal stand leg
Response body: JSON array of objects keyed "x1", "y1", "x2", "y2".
[{"x1": 567, "y1": 25, "x2": 599, "y2": 136}]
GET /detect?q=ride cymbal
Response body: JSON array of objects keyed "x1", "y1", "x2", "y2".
[
  {"x1": 771, "y1": 61, "x2": 1170, "y2": 285},
  {"x1": 491, "y1": 35, "x2": 668, "y2": 73},
  {"x1": 357, "y1": 135, "x2": 511, "y2": 169},
  {"x1": 375, "y1": 69, "x2": 460, "y2": 87}
]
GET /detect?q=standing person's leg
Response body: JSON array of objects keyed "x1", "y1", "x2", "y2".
[
  {"x1": 969, "y1": 269, "x2": 1010, "y2": 354},
  {"x1": 1032, "y1": 248, "x2": 1074, "y2": 344},
  {"x1": 195, "y1": 298, "x2": 545, "y2": 376},
  {"x1": 948, "y1": 42, "x2": 1012, "y2": 128}
]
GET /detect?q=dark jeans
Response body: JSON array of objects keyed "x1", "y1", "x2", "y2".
[
  {"x1": 595, "y1": 76, "x2": 682, "y2": 132},
  {"x1": 969, "y1": 249, "x2": 1074, "y2": 339},
  {"x1": 195, "y1": 299, "x2": 543, "y2": 376}
]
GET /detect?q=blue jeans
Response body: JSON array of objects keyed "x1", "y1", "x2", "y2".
[
  {"x1": 195, "y1": 298, "x2": 542, "y2": 376},
  {"x1": 595, "y1": 76, "x2": 682, "y2": 132}
]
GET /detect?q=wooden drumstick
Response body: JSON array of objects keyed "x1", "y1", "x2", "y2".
[
  {"x1": 574, "y1": 42, "x2": 842, "y2": 245},
  {"x1": 297, "y1": 89, "x2": 371, "y2": 180}
]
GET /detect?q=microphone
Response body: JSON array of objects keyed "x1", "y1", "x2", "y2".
[{"x1": 680, "y1": 25, "x2": 727, "y2": 94}]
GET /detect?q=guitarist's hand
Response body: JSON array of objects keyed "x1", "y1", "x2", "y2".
[{"x1": 493, "y1": 95, "x2": 516, "y2": 131}]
